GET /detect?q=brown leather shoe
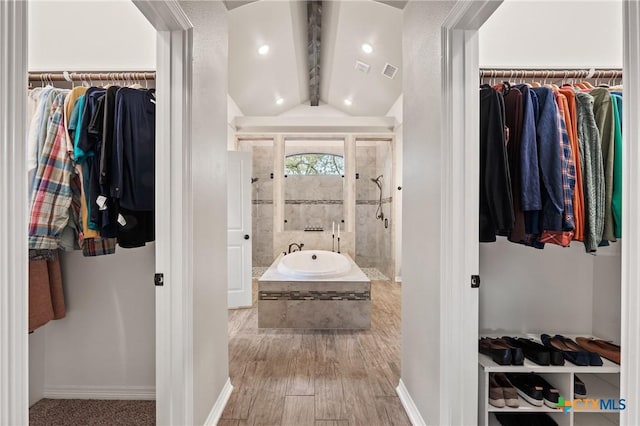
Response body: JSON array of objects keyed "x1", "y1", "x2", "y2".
[{"x1": 576, "y1": 337, "x2": 621, "y2": 364}]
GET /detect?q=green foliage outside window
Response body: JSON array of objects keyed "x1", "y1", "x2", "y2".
[{"x1": 284, "y1": 153, "x2": 344, "y2": 175}]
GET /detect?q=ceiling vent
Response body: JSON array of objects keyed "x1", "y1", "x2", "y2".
[
  {"x1": 382, "y1": 63, "x2": 399, "y2": 79},
  {"x1": 355, "y1": 60, "x2": 371, "y2": 74}
]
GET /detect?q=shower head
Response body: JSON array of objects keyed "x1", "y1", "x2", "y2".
[
  {"x1": 251, "y1": 177, "x2": 259, "y2": 184},
  {"x1": 370, "y1": 175, "x2": 383, "y2": 188}
]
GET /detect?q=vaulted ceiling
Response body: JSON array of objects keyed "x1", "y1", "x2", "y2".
[{"x1": 227, "y1": 0, "x2": 403, "y2": 117}]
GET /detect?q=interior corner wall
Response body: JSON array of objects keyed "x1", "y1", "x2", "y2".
[
  {"x1": 401, "y1": 1, "x2": 455, "y2": 423},
  {"x1": 178, "y1": 2, "x2": 230, "y2": 424}
]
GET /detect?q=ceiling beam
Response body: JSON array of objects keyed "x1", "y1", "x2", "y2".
[{"x1": 307, "y1": 0, "x2": 322, "y2": 106}]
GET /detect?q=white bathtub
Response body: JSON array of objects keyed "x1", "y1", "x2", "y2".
[{"x1": 277, "y1": 250, "x2": 351, "y2": 279}]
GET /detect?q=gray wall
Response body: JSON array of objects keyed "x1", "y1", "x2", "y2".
[
  {"x1": 180, "y1": 2, "x2": 231, "y2": 423},
  {"x1": 401, "y1": 1, "x2": 455, "y2": 423},
  {"x1": 284, "y1": 175, "x2": 343, "y2": 231},
  {"x1": 356, "y1": 142, "x2": 394, "y2": 279},
  {"x1": 252, "y1": 146, "x2": 274, "y2": 266}
]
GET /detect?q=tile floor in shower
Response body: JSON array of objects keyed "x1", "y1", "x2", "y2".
[{"x1": 252, "y1": 266, "x2": 390, "y2": 281}]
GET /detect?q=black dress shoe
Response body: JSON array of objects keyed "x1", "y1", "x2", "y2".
[
  {"x1": 484, "y1": 337, "x2": 524, "y2": 365},
  {"x1": 479, "y1": 338, "x2": 512, "y2": 365},
  {"x1": 502, "y1": 336, "x2": 555, "y2": 366},
  {"x1": 555, "y1": 335, "x2": 603, "y2": 366},
  {"x1": 505, "y1": 373, "x2": 544, "y2": 407},
  {"x1": 541, "y1": 334, "x2": 590, "y2": 366}
]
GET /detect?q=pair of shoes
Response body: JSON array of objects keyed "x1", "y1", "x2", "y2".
[
  {"x1": 495, "y1": 412, "x2": 558, "y2": 426},
  {"x1": 506, "y1": 373, "x2": 560, "y2": 408},
  {"x1": 574, "y1": 374, "x2": 587, "y2": 398},
  {"x1": 541, "y1": 334, "x2": 603, "y2": 366},
  {"x1": 489, "y1": 373, "x2": 519, "y2": 408},
  {"x1": 502, "y1": 336, "x2": 564, "y2": 366},
  {"x1": 576, "y1": 337, "x2": 621, "y2": 364},
  {"x1": 479, "y1": 337, "x2": 524, "y2": 365}
]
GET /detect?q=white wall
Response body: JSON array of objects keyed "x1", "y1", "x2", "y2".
[
  {"x1": 228, "y1": 95, "x2": 243, "y2": 150},
  {"x1": 27, "y1": 0, "x2": 157, "y2": 406},
  {"x1": 178, "y1": 2, "x2": 230, "y2": 424},
  {"x1": 28, "y1": 0, "x2": 156, "y2": 71},
  {"x1": 401, "y1": 2, "x2": 455, "y2": 423},
  {"x1": 386, "y1": 95, "x2": 402, "y2": 281},
  {"x1": 44, "y1": 247, "x2": 156, "y2": 396},
  {"x1": 479, "y1": 0, "x2": 623, "y2": 68}
]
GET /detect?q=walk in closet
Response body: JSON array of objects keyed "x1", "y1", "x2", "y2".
[
  {"x1": 477, "y1": 3, "x2": 624, "y2": 425},
  {"x1": 26, "y1": 1, "x2": 158, "y2": 421}
]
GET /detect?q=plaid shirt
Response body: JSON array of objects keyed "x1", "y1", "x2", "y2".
[
  {"x1": 556, "y1": 91, "x2": 576, "y2": 231},
  {"x1": 29, "y1": 92, "x2": 75, "y2": 250}
]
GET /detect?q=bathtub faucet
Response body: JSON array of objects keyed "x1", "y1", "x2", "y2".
[{"x1": 288, "y1": 243, "x2": 304, "y2": 254}]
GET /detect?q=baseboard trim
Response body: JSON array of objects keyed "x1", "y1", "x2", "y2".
[
  {"x1": 203, "y1": 377, "x2": 233, "y2": 426},
  {"x1": 43, "y1": 385, "x2": 155, "y2": 400},
  {"x1": 396, "y1": 379, "x2": 426, "y2": 426}
]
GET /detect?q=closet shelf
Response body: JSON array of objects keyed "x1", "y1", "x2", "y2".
[
  {"x1": 478, "y1": 353, "x2": 621, "y2": 373},
  {"x1": 487, "y1": 398, "x2": 558, "y2": 413}
]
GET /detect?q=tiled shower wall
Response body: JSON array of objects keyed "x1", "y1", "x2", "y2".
[
  {"x1": 252, "y1": 146, "x2": 274, "y2": 266},
  {"x1": 283, "y1": 175, "x2": 343, "y2": 231},
  {"x1": 356, "y1": 142, "x2": 394, "y2": 279},
  {"x1": 250, "y1": 141, "x2": 393, "y2": 277}
]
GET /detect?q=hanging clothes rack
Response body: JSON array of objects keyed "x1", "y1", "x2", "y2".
[
  {"x1": 480, "y1": 68, "x2": 622, "y2": 81},
  {"x1": 28, "y1": 71, "x2": 156, "y2": 83}
]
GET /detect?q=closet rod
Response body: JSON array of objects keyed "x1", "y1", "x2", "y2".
[
  {"x1": 28, "y1": 71, "x2": 156, "y2": 82},
  {"x1": 479, "y1": 68, "x2": 622, "y2": 79}
]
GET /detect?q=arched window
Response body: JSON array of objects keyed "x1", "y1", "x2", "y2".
[{"x1": 284, "y1": 153, "x2": 344, "y2": 175}]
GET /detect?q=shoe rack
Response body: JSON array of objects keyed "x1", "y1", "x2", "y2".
[{"x1": 478, "y1": 336, "x2": 621, "y2": 426}]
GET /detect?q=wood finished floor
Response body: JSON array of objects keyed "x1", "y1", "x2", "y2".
[{"x1": 221, "y1": 279, "x2": 410, "y2": 426}]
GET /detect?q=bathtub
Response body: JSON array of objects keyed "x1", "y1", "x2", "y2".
[
  {"x1": 258, "y1": 250, "x2": 371, "y2": 329},
  {"x1": 277, "y1": 250, "x2": 351, "y2": 279}
]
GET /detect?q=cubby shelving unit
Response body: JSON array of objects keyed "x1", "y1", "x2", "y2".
[{"x1": 478, "y1": 337, "x2": 621, "y2": 426}]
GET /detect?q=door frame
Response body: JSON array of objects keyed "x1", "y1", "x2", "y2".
[
  {"x1": 0, "y1": 1, "x2": 197, "y2": 425},
  {"x1": 441, "y1": 1, "x2": 640, "y2": 424}
]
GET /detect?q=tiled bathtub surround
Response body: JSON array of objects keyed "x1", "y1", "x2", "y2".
[{"x1": 258, "y1": 254, "x2": 371, "y2": 329}]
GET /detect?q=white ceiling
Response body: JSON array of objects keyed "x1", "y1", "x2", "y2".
[{"x1": 228, "y1": 0, "x2": 403, "y2": 117}]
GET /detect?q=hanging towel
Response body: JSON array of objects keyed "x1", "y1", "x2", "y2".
[{"x1": 29, "y1": 254, "x2": 65, "y2": 332}]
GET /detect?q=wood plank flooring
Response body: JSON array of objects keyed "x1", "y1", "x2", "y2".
[{"x1": 222, "y1": 279, "x2": 410, "y2": 426}]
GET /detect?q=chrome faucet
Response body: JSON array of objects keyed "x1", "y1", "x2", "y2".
[{"x1": 288, "y1": 243, "x2": 304, "y2": 254}]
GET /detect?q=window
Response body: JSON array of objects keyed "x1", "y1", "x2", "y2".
[{"x1": 284, "y1": 153, "x2": 344, "y2": 175}]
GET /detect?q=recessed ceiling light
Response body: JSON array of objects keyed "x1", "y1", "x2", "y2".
[
  {"x1": 361, "y1": 43, "x2": 373, "y2": 54},
  {"x1": 276, "y1": 97, "x2": 284, "y2": 105},
  {"x1": 344, "y1": 98, "x2": 353, "y2": 106},
  {"x1": 258, "y1": 44, "x2": 270, "y2": 55}
]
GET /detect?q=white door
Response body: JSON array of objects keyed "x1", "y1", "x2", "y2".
[{"x1": 227, "y1": 151, "x2": 253, "y2": 308}]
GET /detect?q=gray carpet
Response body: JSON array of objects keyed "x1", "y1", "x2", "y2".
[{"x1": 29, "y1": 399, "x2": 155, "y2": 426}]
